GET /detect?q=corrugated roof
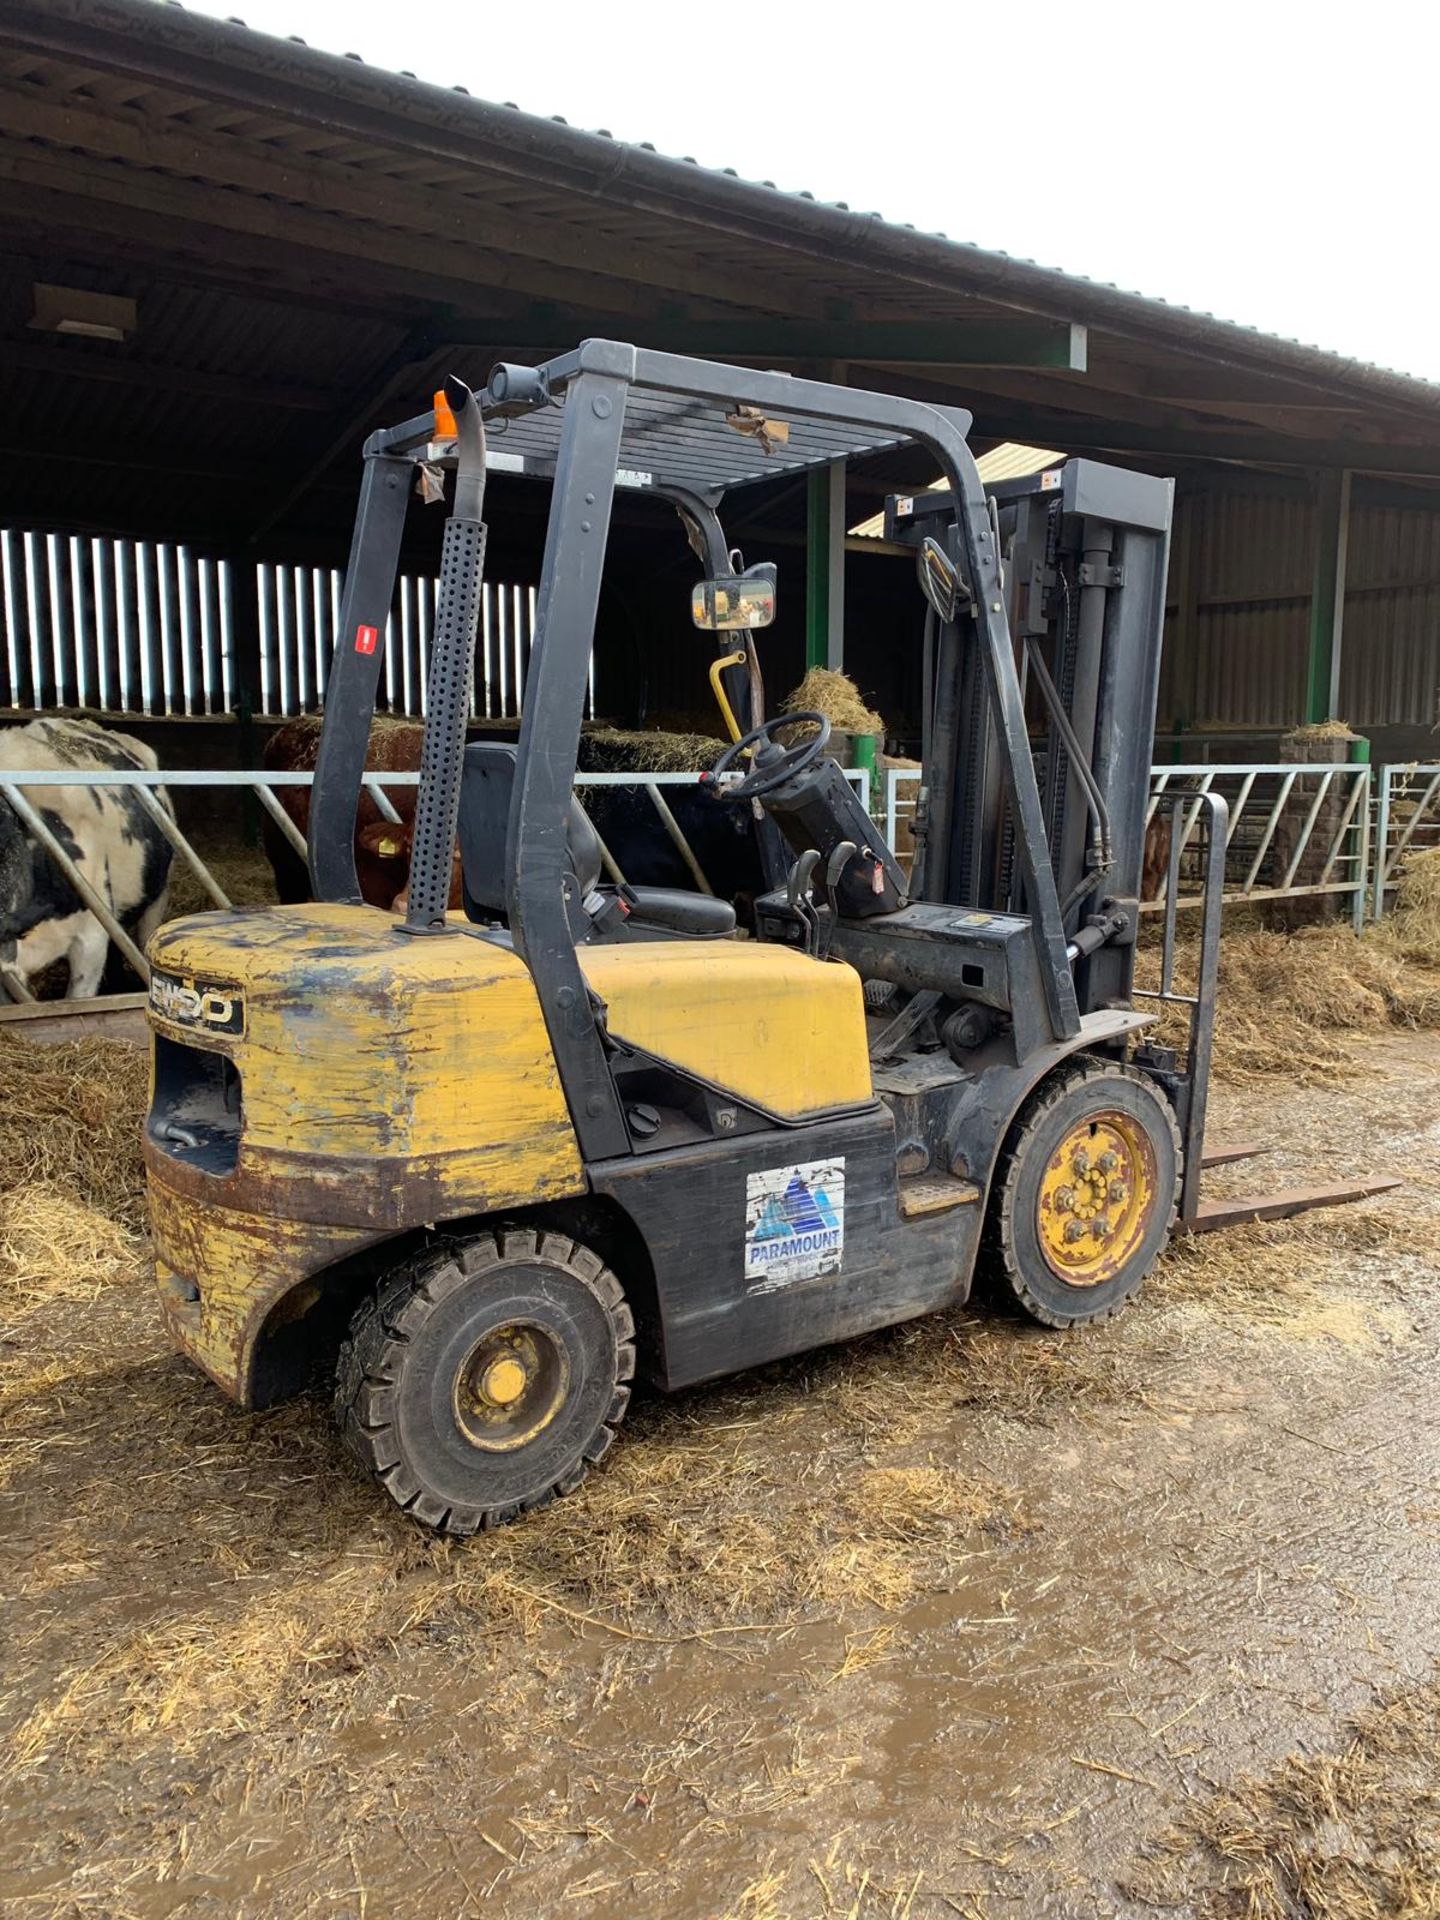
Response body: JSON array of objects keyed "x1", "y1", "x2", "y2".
[
  {"x1": 4, "y1": 0, "x2": 1440, "y2": 552},
  {"x1": 123, "y1": 0, "x2": 1440, "y2": 406}
]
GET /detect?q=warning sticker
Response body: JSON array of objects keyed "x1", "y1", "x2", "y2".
[{"x1": 744, "y1": 1158, "x2": 845, "y2": 1295}]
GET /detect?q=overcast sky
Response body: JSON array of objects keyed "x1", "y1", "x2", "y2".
[{"x1": 184, "y1": 0, "x2": 1440, "y2": 384}]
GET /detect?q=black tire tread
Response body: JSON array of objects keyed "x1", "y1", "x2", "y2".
[
  {"x1": 980, "y1": 1059, "x2": 1182, "y2": 1330},
  {"x1": 334, "y1": 1230, "x2": 633, "y2": 1537}
]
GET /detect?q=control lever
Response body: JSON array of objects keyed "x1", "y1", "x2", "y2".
[
  {"x1": 787, "y1": 849, "x2": 822, "y2": 956},
  {"x1": 814, "y1": 839, "x2": 856, "y2": 961}
]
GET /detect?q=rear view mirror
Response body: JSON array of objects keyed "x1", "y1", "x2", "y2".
[
  {"x1": 692, "y1": 562, "x2": 777, "y2": 632},
  {"x1": 918, "y1": 537, "x2": 963, "y2": 624}
]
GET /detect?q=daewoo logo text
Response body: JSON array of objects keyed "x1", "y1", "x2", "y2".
[{"x1": 149, "y1": 970, "x2": 244, "y2": 1037}]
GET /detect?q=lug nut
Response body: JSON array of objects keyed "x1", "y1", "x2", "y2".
[
  {"x1": 1092, "y1": 1216, "x2": 1113, "y2": 1238},
  {"x1": 1072, "y1": 1150, "x2": 1091, "y2": 1176},
  {"x1": 1064, "y1": 1219, "x2": 1086, "y2": 1243},
  {"x1": 1109, "y1": 1180, "x2": 1129, "y2": 1205},
  {"x1": 1054, "y1": 1185, "x2": 1076, "y2": 1213},
  {"x1": 1097, "y1": 1150, "x2": 1118, "y2": 1174}
]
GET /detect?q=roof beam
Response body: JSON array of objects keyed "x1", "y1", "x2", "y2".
[
  {"x1": 0, "y1": 337, "x2": 339, "y2": 411},
  {"x1": 400, "y1": 310, "x2": 1085, "y2": 368},
  {"x1": 604, "y1": 318, "x2": 1086, "y2": 369},
  {"x1": 0, "y1": 141, "x2": 667, "y2": 321},
  {"x1": 0, "y1": 81, "x2": 831, "y2": 323},
  {"x1": 875, "y1": 363, "x2": 1440, "y2": 456},
  {"x1": 957, "y1": 408, "x2": 1440, "y2": 478},
  {"x1": 1137, "y1": 365, "x2": 1373, "y2": 409}
]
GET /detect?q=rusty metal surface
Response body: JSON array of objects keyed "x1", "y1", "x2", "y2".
[
  {"x1": 1199, "y1": 1140, "x2": 1266, "y2": 1169},
  {"x1": 1183, "y1": 1178, "x2": 1404, "y2": 1234}
]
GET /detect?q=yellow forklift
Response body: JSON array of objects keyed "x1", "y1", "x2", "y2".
[{"x1": 144, "y1": 343, "x2": 1391, "y2": 1533}]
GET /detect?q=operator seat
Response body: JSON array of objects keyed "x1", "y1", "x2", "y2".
[{"x1": 457, "y1": 743, "x2": 736, "y2": 941}]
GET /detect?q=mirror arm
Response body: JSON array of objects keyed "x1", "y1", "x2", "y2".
[{"x1": 654, "y1": 483, "x2": 731, "y2": 577}]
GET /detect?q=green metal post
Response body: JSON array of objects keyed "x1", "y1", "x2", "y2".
[
  {"x1": 1305, "y1": 468, "x2": 1351, "y2": 723},
  {"x1": 805, "y1": 467, "x2": 828, "y2": 670},
  {"x1": 806, "y1": 459, "x2": 846, "y2": 672}
]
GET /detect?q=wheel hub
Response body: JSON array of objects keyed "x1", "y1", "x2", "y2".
[
  {"x1": 481, "y1": 1355, "x2": 528, "y2": 1406},
  {"x1": 1037, "y1": 1111, "x2": 1157, "y2": 1286},
  {"x1": 453, "y1": 1322, "x2": 570, "y2": 1452}
]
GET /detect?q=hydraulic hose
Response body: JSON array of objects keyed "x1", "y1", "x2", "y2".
[{"x1": 1023, "y1": 633, "x2": 1112, "y2": 872}]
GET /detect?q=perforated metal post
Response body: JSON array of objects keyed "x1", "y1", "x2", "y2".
[
  {"x1": 403, "y1": 381, "x2": 488, "y2": 934},
  {"x1": 403, "y1": 515, "x2": 486, "y2": 931}
]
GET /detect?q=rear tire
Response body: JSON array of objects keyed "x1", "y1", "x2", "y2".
[
  {"x1": 335, "y1": 1229, "x2": 634, "y2": 1536},
  {"x1": 980, "y1": 1060, "x2": 1180, "y2": 1329}
]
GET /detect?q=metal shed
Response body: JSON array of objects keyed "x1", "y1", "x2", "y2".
[{"x1": 1, "y1": 0, "x2": 1439, "y2": 760}]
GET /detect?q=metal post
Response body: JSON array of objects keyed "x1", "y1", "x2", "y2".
[
  {"x1": 308, "y1": 453, "x2": 412, "y2": 902},
  {"x1": 1373, "y1": 765, "x2": 1392, "y2": 921},
  {"x1": 805, "y1": 458, "x2": 845, "y2": 671},
  {"x1": 1352, "y1": 766, "x2": 1371, "y2": 936},
  {"x1": 253, "y1": 780, "x2": 310, "y2": 861},
  {"x1": 1180, "y1": 793, "x2": 1227, "y2": 1221},
  {"x1": 508, "y1": 359, "x2": 632, "y2": 1163},
  {"x1": 1305, "y1": 468, "x2": 1351, "y2": 724}
]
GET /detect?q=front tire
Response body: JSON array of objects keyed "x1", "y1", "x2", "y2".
[
  {"x1": 980, "y1": 1060, "x2": 1180, "y2": 1329},
  {"x1": 335, "y1": 1229, "x2": 634, "y2": 1536}
]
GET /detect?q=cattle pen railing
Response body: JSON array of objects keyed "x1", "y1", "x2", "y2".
[
  {"x1": 883, "y1": 762, "x2": 1376, "y2": 934},
  {"x1": 5, "y1": 755, "x2": 1427, "y2": 1007},
  {"x1": 1372, "y1": 763, "x2": 1440, "y2": 921},
  {"x1": 0, "y1": 766, "x2": 873, "y2": 999}
]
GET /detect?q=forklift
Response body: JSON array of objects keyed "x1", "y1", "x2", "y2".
[{"x1": 143, "y1": 341, "x2": 1393, "y2": 1534}]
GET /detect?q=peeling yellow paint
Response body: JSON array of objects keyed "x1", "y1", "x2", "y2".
[
  {"x1": 148, "y1": 1169, "x2": 376, "y2": 1401},
  {"x1": 146, "y1": 904, "x2": 585, "y2": 1402}
]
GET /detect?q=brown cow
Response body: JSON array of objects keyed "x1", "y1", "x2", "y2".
[
  {"x1": 1141, "y1": 811, "x2": 1174, "y2": 902},
  {"x1": 261, "y1": 716, "x2": 755, "y2": 914},
  {"x1": 261, "y1": 715, "x2": 463, "y2": 912}
]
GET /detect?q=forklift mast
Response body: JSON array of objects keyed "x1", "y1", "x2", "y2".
[{"x1": 884, "y1": 460, "x2": 1174, "y2": 1020}]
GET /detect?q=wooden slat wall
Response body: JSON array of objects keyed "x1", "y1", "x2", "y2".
[{"x1": 1, "y1": 530, "x2": 557, "y2": 721}]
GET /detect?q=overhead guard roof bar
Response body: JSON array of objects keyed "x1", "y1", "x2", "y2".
[{"x1": 316, "y1": 341, "x2": 1079, "y2": 1058}]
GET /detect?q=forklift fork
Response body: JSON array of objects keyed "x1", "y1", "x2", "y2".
[{"x1": 1136, "y1": 790, "x2": 1400, "y2": 1233}]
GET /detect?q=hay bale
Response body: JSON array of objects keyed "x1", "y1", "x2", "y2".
[
  {"x1": 781, "y1": 669, "x2": 885, "y2": 736},
  {"x1": 1135, "y1": 922, "x2": 1440, "y2": 1085},
  {"x1": 0, "y1": 1034, "x2": 149, "y2": 1230},
  {"x1": 1284, "y1": 718, "x2": 1359, "y2": 744},
  {"x1": 578, "y1": 725, "x2": 726, "y2": 773},
  {"x1": 166, "y1": 839, "x2": 279, "y2": 918},
  {"x1": 1384, "y1": 845, "x2": 1440, "y2": 964},
  {"x1": 0, "y1": 1184, "x2": 138, "y2": 1302}
]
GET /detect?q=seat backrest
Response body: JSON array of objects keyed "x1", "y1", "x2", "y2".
[
  {"x1": 457, "y1": 742, "x2": 513, "y2": 918},
  {"x1": 458, "y1": 742, "x2": 601, "y2": 923}
]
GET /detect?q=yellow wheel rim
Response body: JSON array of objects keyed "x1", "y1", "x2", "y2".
[
  {"x1": 1037, "y1": 1110, "x2": 1158, "y2": 1287},
  {"x1": 453, "y1": 1323, "x2": 570, "y2": 1453}
]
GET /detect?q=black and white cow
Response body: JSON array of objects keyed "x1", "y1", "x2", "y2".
[{"x1": 0, "y1": 717, "x2": 174, "y2": 1000}]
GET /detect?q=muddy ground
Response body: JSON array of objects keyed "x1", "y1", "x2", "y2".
[{"x1": 2, "y1": 1030, "x2": 1438, "y2": 1920}]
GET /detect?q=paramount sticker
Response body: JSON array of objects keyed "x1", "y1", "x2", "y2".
[{"x1": 744, "y1": 1158, "x2": 845, "y2": 1294}]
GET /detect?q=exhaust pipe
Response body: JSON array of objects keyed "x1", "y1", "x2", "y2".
[{"x1": 401, "y1": 377, "x2": 487, "y2": 934}]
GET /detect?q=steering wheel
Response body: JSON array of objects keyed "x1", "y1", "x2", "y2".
[{"x1": 705, "y1": 711, "x2": 832, "y2": 803}]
